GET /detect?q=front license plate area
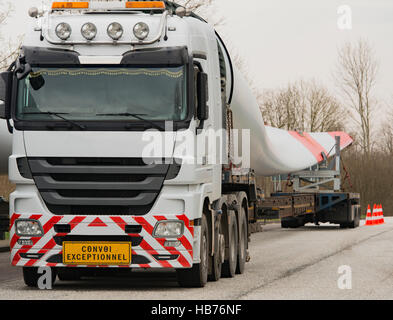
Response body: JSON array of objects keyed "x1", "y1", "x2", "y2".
[{"x1": 63, "y1": 241, "x2": 131, "y2": 265}]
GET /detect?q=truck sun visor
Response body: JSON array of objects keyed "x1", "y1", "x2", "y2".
[
  {"x1": 121, "y1": 46, "x2": 189, "y2": 66},
  {"x1": 20, "y1": 46, "x2": 188, "y2": 67},
  {"x1": 21, "y1": 46, "x2": 80, "y2": 66}
]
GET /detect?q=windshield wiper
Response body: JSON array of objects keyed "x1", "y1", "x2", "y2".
[
  {"x1": 96, "y1": 113, "x2": 164, "y2": 131},
  {"x1": 22, "y1": 112, "x2": 86, "y2": 130}
]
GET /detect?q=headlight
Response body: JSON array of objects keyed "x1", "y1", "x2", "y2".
[
  {"x1": 15, "y1": 220, "x2": 43, "y2": 237},
  {"x1": 81, "y1": 22, "x2": 97, "y2": 40},
  {"x1": 55, "y1": 22, "x2": 72, "y2": 40},
  {"x1": 153, "y1": 221, "x2": 184, "y2": 238},
  {"x1": 107, "y1": 22, "x2": 123, "y2": 40},
  {"x1": 133, "y1": 22, "x2": 149, "y2": 40}
]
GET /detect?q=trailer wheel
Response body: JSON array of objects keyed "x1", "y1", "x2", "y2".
[
  {"x1": 222, "y1": 211, "x2": 238, "y2": 278},
  {"x1": 236, "y1": 205, "x2": 248, "y2": 274},
  {"x1": 349, "y1": 205, "x2": 361, "y2": 229},
  {"x1": 281, "y1": 217, "x2": 301, "y2": 228},
  {"x1": 177, "y1": 214, "x2": 209, "y2": 288},
  {"x1": 23, "y1": 267, "x2": 57, "y2": 288}
]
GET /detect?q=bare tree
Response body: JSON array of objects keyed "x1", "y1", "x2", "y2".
[
  {"x1": 257, "y1": 80, "x2": 345, "y2": 132},
  {"x1": 0, "y1": 1, "x2": 21, "y2": 71},
  {"x1": 334, "y1": 39, "x2": 378, "y2": 155},
  {"x1": 379, "y1": 105, "x2": 393, "y2": 154}
]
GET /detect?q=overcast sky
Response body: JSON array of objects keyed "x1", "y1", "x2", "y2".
[{"x1": 1, "y1": 0, "x2": 392, "y2": 125}]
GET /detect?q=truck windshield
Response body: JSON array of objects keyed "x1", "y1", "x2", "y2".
[{"x1": 16, "y1": 66, "x2": 187, "y2": 122}]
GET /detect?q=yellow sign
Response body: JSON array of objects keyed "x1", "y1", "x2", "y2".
[{"x1": 63, "y1": 242, "x2": 131, "y2": 265}]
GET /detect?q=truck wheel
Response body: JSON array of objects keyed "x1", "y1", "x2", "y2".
[
  {"x1": 222, "y1": 212, "x2": 238, "y2": 278},
  {"x1": 23, "y1": 267, "x2": 57, "y2": 288},
  {"x1": 208, "y1": 219, "x2": 224, "y2": 282},
  {"x1": 58, "y1": 269, "x2": 82, "y2": 281},
  {"x1": 348, "y1": 206, "x2": 360, "y2": 229},
  {"x1": 177, "y1": 214, "x2": 209, "y2": 288},
  {"x1": 236, "y1": 205, "x2": 248, "y2": 274},
  {"x1": 281, "y1": 217, "x2": 300, "y2": 228}
]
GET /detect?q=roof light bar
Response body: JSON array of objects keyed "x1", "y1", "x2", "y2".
[
  {"x1": 125, "y1": 1, "x2": 166, "y2": 10},
  {"x1": 52, "y1": 2, "x2": 89, "y2": 9}
]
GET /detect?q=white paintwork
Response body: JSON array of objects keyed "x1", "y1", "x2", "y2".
[
  {"x1": 23, "y1": 131, "x2": 176, "y2": 158},
  {"x1": 78, "y1": 56, "x2": 123, "y2": 64},
  {"x1": 0, "y1": 121, "x2": 11, "y2": 174}
]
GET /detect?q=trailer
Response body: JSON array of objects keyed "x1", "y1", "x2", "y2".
[
  {"x1": 257, "y1": 136, "x2": 361, "y2": 229},
  {"x1": 258, "y1": 192, "x2": 360, "y2": 229}
]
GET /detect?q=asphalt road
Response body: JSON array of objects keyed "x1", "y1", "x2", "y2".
[{"x1": 0, "y1": 218, "x2": 393, "y2": 300}]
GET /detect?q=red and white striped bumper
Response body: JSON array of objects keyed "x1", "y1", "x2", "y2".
[{"x1": 10, "y1": 213, "x2": 194, "y2": 269}]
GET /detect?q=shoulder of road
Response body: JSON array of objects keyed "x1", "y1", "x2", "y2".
[{"x1": 0, "y1": 240, "x2": 9, "y2": 253}]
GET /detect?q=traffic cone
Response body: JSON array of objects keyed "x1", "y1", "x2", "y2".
[
  {"x1": 365, "y1": 204, "x2": 373, "y2": 226},
  {"x1": 380, "y1": 204, "x2": 385, "y2": 224},
  {"x1": 375, "y1": 204, "x2": 382, "y2": 225},
  {"x1": 371, "y1": 204, "x2": 377, "y2": 225}
]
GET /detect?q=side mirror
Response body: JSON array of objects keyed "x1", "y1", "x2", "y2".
[
  {"x1": 197, "y1": 72, "x2": 209, "y2": 121},
  {"x1": 0, "y1": 71, "x2": 12, "y2": 120},
  {"x1": 29, "y1": 72, "x2": 45, "y2": 91}
]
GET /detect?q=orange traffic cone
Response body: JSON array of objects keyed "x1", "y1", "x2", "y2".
[
  {"x1": 371, "y1": 204, "x2": 378, "y2": 225},
  {"x1": 380, "y1": 204, "x2": 385, "y2": 224},
  {"x1": 365, "y1": 204, "x2": 373, "y2": 226},
  {"x1": 374, "y1": 204, "x2": 382, "y2": 225}
]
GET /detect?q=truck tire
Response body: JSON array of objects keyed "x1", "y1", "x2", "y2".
[
  {"x1": 208, "y1": 217, "x2": 224, "y2": 282},
  {"x1": 177, "y1": 214, "x2": 209, "y2": 288},
  {"x1": 347, "y1": 216, "x2": 360, "y2": 229},
  {"x1": 348, "y1": 206, "x2": 361, "y2": 229},
  {"x1": 23, "y1": 267, "x2": 57, "y2": 288},
  {"x1": 236, "y1": 205, "x2": 248, "y2": 274},
  {"x1": 58, "y1": 269, "x2": 82, "y2": 281},
  {"x1": 222, "y1": 211, "x2": 238, "y2": 278},
  {"x1": 281, "y1": 217, "x2": 301, "y2": 228}
]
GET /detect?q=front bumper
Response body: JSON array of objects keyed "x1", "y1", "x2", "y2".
[{"x1": 10, "y1": 213, "x2": 194, "y2": 269}]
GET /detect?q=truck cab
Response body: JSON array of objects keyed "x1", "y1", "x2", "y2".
[{"x1": 0, "y1": 1, "x2": 250, "y2": 287}]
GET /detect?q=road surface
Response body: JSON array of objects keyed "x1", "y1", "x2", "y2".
[{"x1": 0, "y1": 218, "x2": 392, "y2": 300}]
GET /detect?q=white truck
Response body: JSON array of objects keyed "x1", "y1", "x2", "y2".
[{"x1": 0, "y1": 1, "x2": 356, "y2": 288}]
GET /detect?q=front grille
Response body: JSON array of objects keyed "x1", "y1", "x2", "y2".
[{"x1": 28, "y1": 157, "x2": 172, "y2": 215}]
